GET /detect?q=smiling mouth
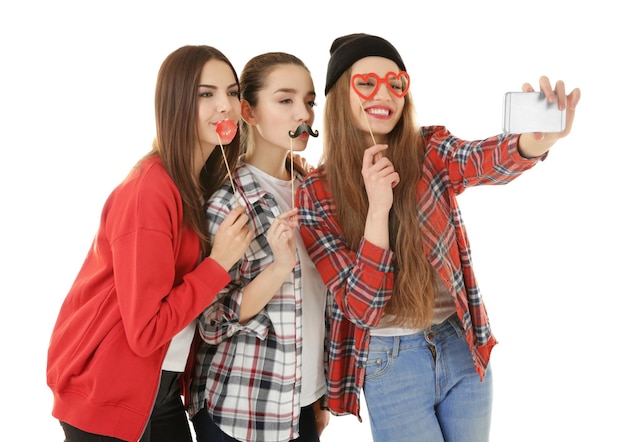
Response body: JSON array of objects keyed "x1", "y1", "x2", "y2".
[{"x1": 366, "y1": 108, "x2": 391, "y2": 117}]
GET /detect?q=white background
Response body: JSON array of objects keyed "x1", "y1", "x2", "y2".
[{"x1": 1, "y1": 1, "x2": 624, "y2": 440}]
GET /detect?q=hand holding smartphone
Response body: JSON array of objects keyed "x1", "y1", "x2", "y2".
[{"x1": 502, "y1": 91, "x2": 566, "y2": 134}]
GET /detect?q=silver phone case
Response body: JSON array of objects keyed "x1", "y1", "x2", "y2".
[{"x1": 503, "y1": 91, "x2": 566, "y2": 133}]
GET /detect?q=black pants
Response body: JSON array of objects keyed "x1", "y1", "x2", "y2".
[
  {"x1": 191, "y1": 402, "x2": 319, "y2": 442},
  {"x1": 61, "y1": 370, "x2": 192, "y2": 442}
]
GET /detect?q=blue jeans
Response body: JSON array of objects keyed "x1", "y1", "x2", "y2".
[{"x1": 363, "y1": 315, "x2": 493, "y2": 442}]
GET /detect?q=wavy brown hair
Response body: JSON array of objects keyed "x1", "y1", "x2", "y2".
[
  {"x1": 239, "y1": 52, "x2": 310, "y2": 177},
  {"x1": 321, "y1": 69, "x2": 437, "y2": 329},
  {"x1": 149, "y1": 45, "x2": 240, "y2": 256}
]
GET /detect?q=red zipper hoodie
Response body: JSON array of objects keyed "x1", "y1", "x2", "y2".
[{"x1": 47, "y1": 155, "x2": 229, "y2": 441}]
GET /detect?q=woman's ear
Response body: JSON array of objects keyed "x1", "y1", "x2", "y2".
[{"x1": 240, "y1": 100, "x2": 255, "y2": 125}]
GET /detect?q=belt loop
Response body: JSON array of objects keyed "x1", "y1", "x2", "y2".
[
  {"x1": 392, "y1": 335, "x2": 400, "y2": 358},
  {"x1": 448, "y1": 314, "x2": 465, "y2": 337}
]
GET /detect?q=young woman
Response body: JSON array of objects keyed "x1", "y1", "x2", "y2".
[
  {"x1": 46, "y1": 45, "x2": 254, "y2": 442},
  {"x1": 187, "y1": 52, "x2": 329, "y2": 442},
  {"x1": 296, "y1": 33, "x2": 581, "y2": 442}
]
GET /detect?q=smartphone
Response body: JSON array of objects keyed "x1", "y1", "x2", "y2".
[{"x1": 502, "y1": 91, "x2": 566, "y2": 134}]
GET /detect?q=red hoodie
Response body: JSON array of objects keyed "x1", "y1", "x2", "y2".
[{"x1": 47, "y1": 155, "x2": 230, "y2": 441}]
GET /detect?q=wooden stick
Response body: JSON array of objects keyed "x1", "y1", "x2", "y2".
[
  {"x1": 359, "y1": 101, "x2": 377, "y2": 146},
  {"x1": 290, "y1": 138, "x2": 295, "y2": 209},
  {"x1": 217, "y1": 135, "x2": 240, "y2": 207}
]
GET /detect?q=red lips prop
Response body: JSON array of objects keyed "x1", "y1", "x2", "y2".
[{"x1": 216, "y1": 118, "x2": 238, "y2": 144}]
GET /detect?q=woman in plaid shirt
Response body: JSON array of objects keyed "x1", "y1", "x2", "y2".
[
  {"x1": 296, "y1": 33, "x2": 581, "y2": 441},
  {"x1": 188, "y1": 52, "x2": 329, "y2": 442}
]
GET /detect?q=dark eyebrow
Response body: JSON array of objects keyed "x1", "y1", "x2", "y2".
[
  {"x1": 274, "y1": 88, "x2": 316, "y2": 97},
  {"x1": 197, "y1": 82, "x2": 239, "y2": 90}
]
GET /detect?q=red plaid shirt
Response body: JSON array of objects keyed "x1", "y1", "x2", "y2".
[{"x1": 296, "y1": 126, "x2": 545, "y2": 419}]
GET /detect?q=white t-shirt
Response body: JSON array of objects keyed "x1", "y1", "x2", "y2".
[
  {"x1": 162, "y1": 319, "x2": 196, "y2": 372},
  {"x1": 370, "y1": 273, "x2": 457, "y2": 337},
  {"x1": 246, "y1": 164, "x2": 327, "y2": 406}
]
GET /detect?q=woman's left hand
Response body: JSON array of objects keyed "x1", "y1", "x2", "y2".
[
  {"x1": 291, "y1": 153, "x2": 314, "y2": 173},
  {"x1": 313, "y1": 397, "x2": 331, "y2": 436},
  {"x1": 518, "y1": 76, "x2": 581, "y2": 157}
]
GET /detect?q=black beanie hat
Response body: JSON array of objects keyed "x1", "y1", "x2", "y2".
[{"x1": 324, "y1": 33, "x2": 406, "y2": 96}]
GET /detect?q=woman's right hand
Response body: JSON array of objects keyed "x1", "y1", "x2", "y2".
[
  {"x1": 362, "y1": 144, "x2": 399, "y2": 213},
  {"x1": 361, "y1": 144, "x2": 398, "y2": 250},
  {"x1": 209, "y1": 205, "x2": 254, "y2": 271},
  {"x1": 266, "y1": 208, "x2": 298, "y2": 271}
]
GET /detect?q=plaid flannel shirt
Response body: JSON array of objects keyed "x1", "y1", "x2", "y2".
[
  {"x1": 296, "y1": 126, "x2": 545, "y2": 419},
  {"x1": 190, "y1": 162, "x2": 305, "y2": 442}
]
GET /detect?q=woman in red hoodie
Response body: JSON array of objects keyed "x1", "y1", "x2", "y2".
[{"x1": 46, "y1": 45, "x2": 254, "y2": 442}]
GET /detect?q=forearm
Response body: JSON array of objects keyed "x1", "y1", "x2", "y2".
[
  {"x1": 364, "y1": 208, "x2": 390, "y2": 250},
  {"x1": 517, "y1": 133, "x2": 555, "y2": 158},
  {"x1": 239, "y1": 262, "x2": 292, "y2": 322}
]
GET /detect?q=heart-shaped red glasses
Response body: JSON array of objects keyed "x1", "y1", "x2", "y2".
[{"x1": 351, "y1": 71, "x2": 410, "y2": 101}]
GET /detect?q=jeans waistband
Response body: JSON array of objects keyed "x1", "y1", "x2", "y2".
[
  {"x1": 383, "y1": 315, "x2": 465, "y2": 358},
  {"x1": 429, "y1": 313, "x2": 464, "y2": 336}
]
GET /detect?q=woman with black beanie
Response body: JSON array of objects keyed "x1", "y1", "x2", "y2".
[{"x1": 297, "y1": 33, "x2": 580, "y2": 441}]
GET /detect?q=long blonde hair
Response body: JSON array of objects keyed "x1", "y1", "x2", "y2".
[{"x1": 321, "y1": 70, "x2": 436, "y2": 329}]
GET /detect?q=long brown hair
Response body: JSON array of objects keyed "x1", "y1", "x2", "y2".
[
  {"x1": 321, "y1": 70, "x2": 437, "y2": 329},
  {"x1": 239, "y1": 52, "x2": 309, "y2": 177},
  {"x1": 151, "y1": 45, "x2": 240, "y2": 256}
]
